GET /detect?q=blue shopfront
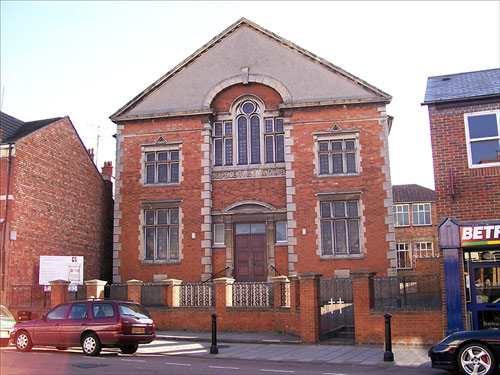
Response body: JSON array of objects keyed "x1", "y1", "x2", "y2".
[{"x1": 439, "y1": 218, "x2": 500, "y2": 333}]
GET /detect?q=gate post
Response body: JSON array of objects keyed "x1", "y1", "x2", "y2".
[
  {"x1": 351, "y1": 271, "x2": 376, "y2": 344},
  {"x1": 126, "y1": 279, "x2": 143, "y2": 303},
  {"x1": 162, "y1": 279, "x2": 182, "y2": 307},
  {"x1": 49, "y1": 280, "x2": 70, "y2": 306},
  {"x1": 288, "y1": 275, "x2": 300, "y2": 311},
  {"x1": 298, "y1": 273, "x2": 322, "y2": 343},
  {"x1": 84, "y1": 279, "x2": 107, "y2": 300}
]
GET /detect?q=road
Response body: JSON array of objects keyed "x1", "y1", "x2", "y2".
[{"x1": 0, "y1": 341, "x2": 449, "y2": 375}]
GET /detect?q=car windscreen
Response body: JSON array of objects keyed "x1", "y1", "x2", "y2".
[
  {"x1": 118, "y1": 303, "x2": 152, "y2": 319},
  {"x1": 0, "y1": 305, "x2": 14, "y2": 319}
]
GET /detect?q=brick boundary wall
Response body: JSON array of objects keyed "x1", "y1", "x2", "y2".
[{"x1": 11, "y1": 272, "x2": 445, "y2": 346}]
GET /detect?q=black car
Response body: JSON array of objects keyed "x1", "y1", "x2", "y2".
[{"x1": 429, "y1": 330, "x2": 500, "y2": 375}]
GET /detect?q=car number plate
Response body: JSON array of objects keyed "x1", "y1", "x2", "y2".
[{"x1": 132, "y1": 327, "x2": 145, "y2": 334}]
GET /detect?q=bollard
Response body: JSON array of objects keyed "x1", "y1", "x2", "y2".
[
  {"x1": 210, "y1": 313, "x2": 218, "y2": 354},
  {"x1": 384, "y1": 313, "x2": 394, "y2": 362}
]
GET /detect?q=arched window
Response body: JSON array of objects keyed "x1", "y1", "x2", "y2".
[{"x1": 213, "y1": 98, "x2": 284, "y2": 167}]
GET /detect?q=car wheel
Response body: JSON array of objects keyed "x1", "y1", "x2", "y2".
[
  {"x1": 458, "y1": 343, "x2": 496, "y2": 375},
  {"x1": 15, "y1": 331, "x2": 33, "y2": 352},
  {"x1": 81, "y1": 333, "x2": 101, "y2": 356},
  {"x1": 56, "y1": 347, "x2": 68, "y2": 351},
  {"x1": 120, "y1": 344, "x2": 138, "y2": 354}
]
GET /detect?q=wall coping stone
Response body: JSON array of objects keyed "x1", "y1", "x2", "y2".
[
  {"x1": 84, "y1": 279, "x2": 108, "y2": 286},
  {"x1": 126, "y1": 279, "x2": 144, "y2": 286}
]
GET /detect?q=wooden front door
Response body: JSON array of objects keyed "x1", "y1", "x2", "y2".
[{"x1": 234, "y1": 223, "x2": 266, "y2": 282}]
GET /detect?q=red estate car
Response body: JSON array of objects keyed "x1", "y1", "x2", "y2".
[{"x1": 10, "y1": 300, "x2": 156, "y2": 356}]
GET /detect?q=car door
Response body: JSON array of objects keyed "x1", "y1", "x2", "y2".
[
  {"x1": 60, "y1": 302, "x2": 89, "y2": 346},
  {"x1": 88, "y1": 302, "x2": 117, "y2": 344},
  {"x1": 33, "y1": 304, "x2": 69, "y2": 345}
]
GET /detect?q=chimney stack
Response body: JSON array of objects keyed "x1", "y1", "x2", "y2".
[
  {"x1": 88, "y1": 148, "x2": 94, "y2": 161},
  {"x1": 101, "y1": 161, "x2": 113, "y2": 181}
]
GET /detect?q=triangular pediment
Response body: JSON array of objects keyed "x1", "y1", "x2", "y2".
[{"x1": 111, "y1": 18, "x2": 391, "y2": 122}]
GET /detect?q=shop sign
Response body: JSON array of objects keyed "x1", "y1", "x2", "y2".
[{"x1": 460, "y1": 224, "x2": 500, "y2": 247}]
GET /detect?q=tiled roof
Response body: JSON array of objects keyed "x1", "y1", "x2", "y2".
[
  {"x1": 392, "y1": 184, "x2": 435, "y2": 204},
  {"x1": 1, "y1": 111, "x2": 62, "y2": 143},
  {"x1": 423, "y1": 68, "x2": 500, "y2": 104}
]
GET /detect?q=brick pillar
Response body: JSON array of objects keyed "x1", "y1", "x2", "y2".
[
  {"x1": 272, "y1": 276, "x2": 289, "y2": 308},
  {"x1": 351, "y1": 270, "x2": 377, "y2": 344},
  {"x1": 49, "y1": 280, "x2": 70, "y2": 307},
  {"x1": 298, "y1": 273, "x2": 322, "y2": 343},
  {"x1": 84, "y1": 279, "x2": 107, "y2": 299},
  {"x1": 126, "y1": 279, "x2": 143, "y2": 303},
  {"x1": 214, "y1": 277, "x2": 234, "y2": 309},
  {"x1": 288, "y1": 275, "x2": 299, "y2": 311},
  {"x1": 162, "y1": 279, "x2": 182, "y2": 307}
]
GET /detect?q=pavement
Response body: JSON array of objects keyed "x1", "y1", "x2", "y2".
[{"x1": 154, "y1": 330, "x2": 433, "y2": 369}]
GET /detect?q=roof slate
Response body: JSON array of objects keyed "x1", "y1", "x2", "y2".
[
  {"x1": 1, "y1": 111, "x2": 62, "y2": 143},
  {"x1": 423, "y1": 68, "x2": 500, "y2": 104},
  {"x1": 392, "y1": 184, "x2": 435, "y2": 204}
]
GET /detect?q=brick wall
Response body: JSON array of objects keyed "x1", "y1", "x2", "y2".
[
  {"x1": 1, "y1": 118, "x2": 113, "y2": 305},
  {"x1": 428, "y1": 102, "x2": 500, "y2": 222}
]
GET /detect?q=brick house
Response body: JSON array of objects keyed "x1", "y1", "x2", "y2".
[
  {"x1": 423, "y1": 68, "x2": 500, "y2": 333},
  {"x1": 0, "y1": 112, "x2": 114, "y2": 309},
  {"x1": 110, "y1": 18, "x2": 396, "y2": 285},
  {"x1": 392, "y1": 184, "x2": 440, "y2": 275}
]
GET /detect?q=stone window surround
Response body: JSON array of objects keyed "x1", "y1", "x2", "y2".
[
  {"x1": 312, "y1": 128, "x2": 361, "y2": 178},
  {"x1": 315, "y1": 190, "x2": 366, "y2": 260},
  {"x1": 139, "y1": 199, "x2": 183, "y2": 265},
  {"x1": 140, "y1": 140, "x2": 184, "y2": 186}
]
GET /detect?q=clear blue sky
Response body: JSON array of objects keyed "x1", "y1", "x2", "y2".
[{"x1": 2, "y1": 1, "x2": 499, "y2": 189}]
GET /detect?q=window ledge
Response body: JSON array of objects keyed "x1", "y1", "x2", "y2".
[
  {"x1": 318, "y1": 173, "x2": 360, "y2": 178},
  {"x1": 274, "y1": 242, "x2": 288, "y2": 247},
  {"x1": 413, "y1": 224, "x2": 433, "y2": 227},
  {"x1": 141, "y1": 260, "x2": 181, "y2": 265},
  {"x1": 213, "y1": 244, "x2": 226, "y2": 249},
  {"x1": 320, "y1": 254, "x2": 365, "y2": 260},
  {"x1": 143, "y1": 183, "x2": 181, "y2": 187}
]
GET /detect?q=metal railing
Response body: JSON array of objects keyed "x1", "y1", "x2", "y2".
[
  {"x1": 280, "y1": 282, "x2": 290, "y2": 307},
  {"x1": 180, "y1": 282, "x2": 214, "y2": 307},
  {"x1": 373, "y1": 274, "x2": 442, "y2": 310},
  {"x1": 232, "y1": 282, "x2": 273, "y2": 307},
  {"x1": 107, "y1": 283, "x2": 128, "y2": 301}
]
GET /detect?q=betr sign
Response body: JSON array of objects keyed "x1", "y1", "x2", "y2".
[{"x1": 460, "y1": 224, "x2": 500, "y2": 247}]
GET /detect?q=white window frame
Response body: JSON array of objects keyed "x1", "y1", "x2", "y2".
[
  {"x1": 412, "y1": 203, "x2": 431, "y2": 226},
  {"x1": 213, "y1": 223, "x2": 225, "y2": 246},
  {"x1": 396, "y1": 242, "x2": 412, "y2": 269},
  {"x1": 414, "y1": 242, "x2": 434, "y2": 259},
  {"x1": 464, "y1": 110, "x2": 500, "y2": 168},
  {"x1": 275, "y1": 221, "x2": 287, "y2": 243},
  {"x1": 394, "y1": 204, "x2": 410, "y2": 227}
]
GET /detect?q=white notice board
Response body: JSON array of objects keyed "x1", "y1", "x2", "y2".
[{"x1": 39, "y1": 256, "x2": 84, "y2": 290}]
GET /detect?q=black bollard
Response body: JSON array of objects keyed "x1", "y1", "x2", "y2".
[
  {"x1": 384, "y1": 313, "x2": 394, "y2": 362},
  {"x1": 210, "y1": 313, "x2": 218, "y2": 354}
]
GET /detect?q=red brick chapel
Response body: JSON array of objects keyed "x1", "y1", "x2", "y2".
[{"x1": 110, "y1": 18, "x2": 396, "y2": 284}]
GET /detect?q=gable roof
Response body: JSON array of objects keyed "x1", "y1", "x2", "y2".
[
  {"x1": 392, "y1": 184, "x2": 435, "y2": 204},
  {"x1": 423, "y1": 68, "x2": 500, "y2": 105},
  {"x1": 111, "y1": 18, "x2": 391, "y2": 122},
  {"x1": 1, "y1": 111, "x2": 63, "y2": 143}
]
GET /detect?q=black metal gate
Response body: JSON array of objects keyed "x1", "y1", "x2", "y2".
[{"x1": 320, "y1": 278, "x2": 354, "y2": 342}]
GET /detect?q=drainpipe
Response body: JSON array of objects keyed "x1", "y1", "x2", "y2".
[{"x1": 0, "y1": 143, "x2": 13, "y2": 300}]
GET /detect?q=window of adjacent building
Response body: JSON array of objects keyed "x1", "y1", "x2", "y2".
[
  {"x1": 213, "y1": 223, "x2": 225, "y2": 245},
  {"x1": 396, "y1": 243, "x2": 411, "y2": 269},
  {"x1": 320, "y1": 200, "x2": 360, "y2": 256},
  {"x1": 276, "y1": 221, "x2": 287, "y2": 243},
  {"x1": 464, "y1": 110, "x2": 500, "y2": 168},
  {"x1": 318, "y1": 138, "x2": 358, "y2": 175},
  {"x1": 145, "y1": 150, "x2": 180, "y2": 184},
  {"x1": 144, "y1": 208, "x2": 179, "y2": 261},
  {"x1": 412, "y1": 203, "x2": 431, "y2": 226},
  {"x1": 415, "y1": 242, "x2": 434, "y2": 258},
  {"x1": 213, "y1": 99, "x2": 285, "y2": 167},
  {"x1": 394, "y1": 204, "x2": 409, "y2": 227}
]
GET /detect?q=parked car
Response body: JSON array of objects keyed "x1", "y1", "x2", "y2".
[
  {"x1": 429, "y1": 330, "x2": 500, "y2": 375},
  {"x1": 1, "y1": 305, "x2": 16, "y2": 347},
  {"x1": 10, "y1": 300, "x2": 155, "y2": 356}
]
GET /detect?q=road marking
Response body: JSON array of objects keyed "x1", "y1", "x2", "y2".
[
  {"x1": 165, "y1": 362, "x2": 191, "y2": 366},
  {"x1": 209, "y1": 365, "x2": 240, "y2": 370},
  {"x1": 323, "y1": 373, "x2": 348, "y2": 375},
  {"x1": 260, "y1": 370, "x2": 295, "y2": 373},
  {"x1": 121, "y1": 359, "x2": 145, "y2": 362}
]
